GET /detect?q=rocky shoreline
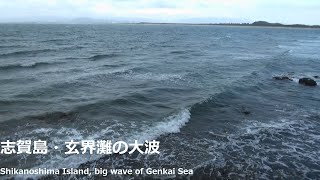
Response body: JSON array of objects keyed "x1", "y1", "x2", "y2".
[{"x1": 273, "y1": 74, "x2": 318, "y2": 86}]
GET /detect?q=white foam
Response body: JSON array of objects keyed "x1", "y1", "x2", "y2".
[
  {"x1": 131, "y1": 108, "x2": 191, "y2": 143},
  {"x1": 55, "y1": 127, "x2": 84, "y2": 141},
  {"x1": 296, "y1": 39, "x2": 320, "y2": 47},
  {"x1": 31, "y1": 128, "x2": 54, "y2": 134},
  {"x1": 232, "y1": 53, "x2": 268, "y2": 60},
  {"x1": 290, "y1": 73, "x2": 317, "y2": 84},
  {"x1": 244, "y1": 118, "x2": 295, "y2": 134},
  {"x1": 14, "y1": 109, "x2": 191, "y2": 179},
  {"x1": 122, "y1": 72, "x2": 184, "y2": 82},
  {"x1": 291, "y1": 77, "x2": 299, "y2": 83},
  {"x1": 20, "y1": 62, "x2": 39, "y2": 67}
]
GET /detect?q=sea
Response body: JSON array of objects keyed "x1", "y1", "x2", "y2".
[{"x1": 0, "y1": 24, "x2": 319, "y2": 179}]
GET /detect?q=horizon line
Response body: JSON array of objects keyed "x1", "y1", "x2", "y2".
[{"x1": 0, "y1": 21, "x2": 319, "y2": 27}]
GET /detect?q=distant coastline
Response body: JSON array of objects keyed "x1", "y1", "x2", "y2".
[
  {"x1": 136, "y1": 21, "x2": 320, "y2": 29},
  {"x1": 1, "y1": 20, "x2": 319, "y2": 28}
]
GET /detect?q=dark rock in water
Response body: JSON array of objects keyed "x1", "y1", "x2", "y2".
[
  {"x1": 243, "y1": 111, "x2": 251, "y2": 115},
  {"x1": 273, "y1": 76, "x2": 293, "y2": 81},
  {"x1": 314, "y1": 76, "x2": 319, "y2": 79},
  {"x1": 240, "y1": 106, "x2": 251, "y2": 115},
  {"x1": 31, "y1": 111, "x2": 76, "y2": 122},
  {"x1": 299, "y1": 78, "x2": 317, "y2": 86}
]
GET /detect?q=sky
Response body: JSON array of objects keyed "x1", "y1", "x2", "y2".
[{"x1": 0, "y1": 0, "x2": 319, "y2": 25}]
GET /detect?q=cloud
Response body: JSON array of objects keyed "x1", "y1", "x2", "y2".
[{"x1": 0, "y1": 0, "x2": 319, "y2": 24}]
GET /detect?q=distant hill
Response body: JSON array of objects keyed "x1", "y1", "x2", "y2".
[
  {"x1": 135, "y1": 21, "x2": 320, "y2": 28},
  {"x1": 216, "y1": 21, "x2": 320, "y2": 28}
]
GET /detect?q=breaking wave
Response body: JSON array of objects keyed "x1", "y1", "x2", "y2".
[
  {"x1": 10, "y1": 108, "x2": 191, "y2": 179},
  {"x1": 130, "y1": 108, "x2": 191, "y2": 142}
]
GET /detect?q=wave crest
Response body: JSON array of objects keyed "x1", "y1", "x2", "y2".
[
  {"x1": 0, "y1": 62, "x2": 62, "y2": 70},
  {"x1": 88, "y1": 54, "x2": 120, "y2": 61}
]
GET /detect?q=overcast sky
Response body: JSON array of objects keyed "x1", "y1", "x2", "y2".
[{"x1": 0, "y1": 0, "x2": 319, "y2": 24}]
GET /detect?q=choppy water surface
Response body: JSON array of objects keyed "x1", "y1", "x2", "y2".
[{"x1": 0, "y1": 24, "x2": 320, "y2": 179}]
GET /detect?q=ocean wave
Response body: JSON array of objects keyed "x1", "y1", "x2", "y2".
[
  {"x1": 11, "y1": 108, "x2": 191, "y2": 179},
  {"x1": 232, "y1": 53, "x2": 269, "y2": 60},
  {"x1": 40, "y1": 38, "x2": 67, "y2": 43},
  {"x1": 130, "y1": 108, "x2": 191, "y2": 142},
  {"x1": 170, "y1": 50, "x2": 187, "y2": 54},
  {"x1": 27, "y1": 111, "x2": 77, "y2": 123},
  {"x1": 0, "y1": 49, "x2": 55, "y2": 58},
  {"x1": 0, "y1": 62, "x2": 63, "y2": 71},
  {"x1": 13, "y1": 68, "x2": 185, "y2": 99},
  {"x1": 87, "y1": 53, "x2": 120, "y2": 61},
  {"x1": 134, "y1": 73, "x2": 183, "y2": 81},
  {"x1": 120, "y1": 71, "x2": 185, "y2": 82},
  {"x1": 190, "y1": 114, "x2": 320, "y2": 179},
  {"x1": 12, "y1": 67, "x2": 134, "y2": 99},
  {"x1": 0, "y1": 77, "x2": 37, "y2": 84},
  {"x1": 103, "y1": 64, "x2": 124, "y2": 68},
  {"x1": 0, "y1": 44, "x2": 26, "y2": 48},
  {"x1": 296, "y1": 39, "x2": 320, "y2": 47}
]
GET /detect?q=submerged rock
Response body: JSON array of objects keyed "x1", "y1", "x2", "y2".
[
  {"x1": 314, "y1": 76, "x2": 319, "y2": 79},
  {"x1": 240, "y1": 106, "x2": 251, "y2": 115},
  {"x1": 299, "y1": 78, "x2": 317, "y2": 86},
  {"x1": 273, "y1": 76, "x2": 293, "y2": 81},
  {"x1": 242, "y1": 111, "x2": 251, "y2": 115}
]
